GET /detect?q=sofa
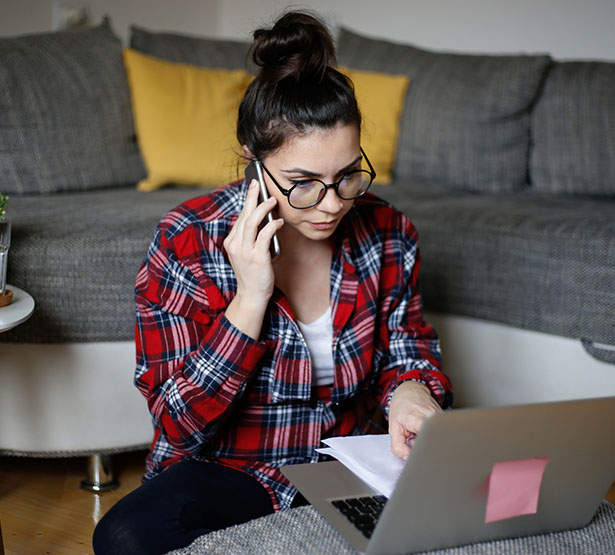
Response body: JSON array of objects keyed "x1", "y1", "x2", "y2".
[{"x1": 1, "y1": 19, "x2": 613, "y2": 472}]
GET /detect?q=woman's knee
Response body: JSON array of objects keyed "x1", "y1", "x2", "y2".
[{"x1": 92, "y1": 501, "x2": 146, "y2": 555}]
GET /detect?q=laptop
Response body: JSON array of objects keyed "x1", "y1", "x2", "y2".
[{"x1": 282, "y1": 396, "x2": 615, "y2": 554}]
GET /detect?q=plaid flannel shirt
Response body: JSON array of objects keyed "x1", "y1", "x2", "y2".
[{"x1": 135, "y1": 180, "x2": 453, "y2": 510}]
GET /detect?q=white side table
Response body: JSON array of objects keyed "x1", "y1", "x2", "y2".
[{"x1": 0, "y1": 285, "x2": 35, "y2": 333}]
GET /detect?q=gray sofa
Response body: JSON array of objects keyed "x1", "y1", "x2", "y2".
[
  {"x1": 1, "y1": 20, "x2": 613, "y2": 464},
  {"x1": 337, "y1": 28, "x2": 615, "y2": 358}
]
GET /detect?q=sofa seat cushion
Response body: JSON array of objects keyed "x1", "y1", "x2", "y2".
[
  {"x1": 376, "y1": 183, "x2": 615, "y2": 345},
  {"x1": 5, "y1": 185, "x2": 612, "y2": 347},
  {"x1": 1, "y1": 187, "x2": 209, "y2": 342}
]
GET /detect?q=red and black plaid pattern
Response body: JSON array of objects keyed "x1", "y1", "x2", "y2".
[{"x1": 135, "y1": 181, "x2": 453, "y2": 510}]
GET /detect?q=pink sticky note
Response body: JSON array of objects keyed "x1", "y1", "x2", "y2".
[{"x1": 485, "y1": 457, "x2": 550, "y2": 524}]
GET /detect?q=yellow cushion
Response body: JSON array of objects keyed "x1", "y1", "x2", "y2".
[
  {"x1": 123, "y1": 48, "x2": 252, "y2": 191},
  {"x1": 340, "y1": 67, "x2": 409, "y2": 184}
]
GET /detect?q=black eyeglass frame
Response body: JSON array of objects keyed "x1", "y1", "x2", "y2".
[{"x1": 257, "y1": 147, "x2": 377, "y2": 210}]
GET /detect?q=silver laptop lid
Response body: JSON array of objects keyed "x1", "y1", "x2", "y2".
[
  {"x1": 283, "y1": 397, "x2": 614, "y2": 554},
  {"x1": 368, "y1": 396, "x2": 614, "y2": 554}
]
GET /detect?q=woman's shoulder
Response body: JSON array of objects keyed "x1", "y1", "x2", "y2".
[
  {"x1": 349, "y1": 191, "x2": 417, "y2": 239},
  {"x1": 158, "y1": 181, "x2": 246, "y2": 238}
]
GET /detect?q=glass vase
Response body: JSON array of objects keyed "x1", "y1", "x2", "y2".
[{"x1": 0, "y1": 216, "x2": 11, "y2": 296}]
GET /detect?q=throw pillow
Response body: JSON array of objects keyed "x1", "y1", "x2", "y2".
[
  {"x1": 337, "y1": 28, "x2": 552, "y2": 193},
  {"x1": 340, "y1": 67, "x2": 409, "y2": 184},
  {"x1": 0, "y1": 18, "x2": 145, "y2": 194},
  {"x1": 123, "y1": 48, "x2": 252, "y2": 191}
]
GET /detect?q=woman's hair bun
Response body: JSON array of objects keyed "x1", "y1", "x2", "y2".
[
  {"x1": 238, "y1": 10, "x2": 360, "y2": 159},
  {"x1": 250, "y1": 11, "x2": 336, "y2": 82}
]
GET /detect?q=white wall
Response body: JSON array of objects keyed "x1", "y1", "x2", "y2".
[
  {"x1": 217, "y1": 0, "x2": 615, "y2": 60},
  {"x1": 1, "y1": 0, "x2": 614, "y2": 60},
  {"x1": 0, "y1": 0, "x2": 220, "y2": 42}
]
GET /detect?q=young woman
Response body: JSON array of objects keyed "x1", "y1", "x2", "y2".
[{"x1": 93, "y1": 10, "x2": 452, "y2": 554}]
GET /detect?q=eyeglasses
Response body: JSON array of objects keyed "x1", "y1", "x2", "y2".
[{"x1": 259, "y1": 148, "x2": 376, "y2": 209}]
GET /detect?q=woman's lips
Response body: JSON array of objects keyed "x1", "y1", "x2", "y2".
[{"x1": 308, "y1": 220, "x2": 338, "y2": 230}]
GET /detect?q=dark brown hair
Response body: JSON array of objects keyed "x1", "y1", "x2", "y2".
[{"x1": 237, "y1": 11, "x2": 361, "y2": 160}]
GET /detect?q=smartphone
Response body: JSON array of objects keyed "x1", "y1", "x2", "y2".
[{"x1": 245, "y1": 160, "x2": 281, "y2": 259}]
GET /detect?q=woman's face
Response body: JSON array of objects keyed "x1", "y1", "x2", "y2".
[{"x1": 258, "y1": 123, "x2": 361, "y2": 243}]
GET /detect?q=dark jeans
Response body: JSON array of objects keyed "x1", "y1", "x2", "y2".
[{"x1": 92, "y1": 460, "x2": 275, "y2": 555}]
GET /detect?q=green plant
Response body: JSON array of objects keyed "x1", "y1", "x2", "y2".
[{"x1": 0, "y1": 193, "x2": 8, "y2": 219}]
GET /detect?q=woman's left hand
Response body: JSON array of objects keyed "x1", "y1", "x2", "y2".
[{"x1": 389, "y1": 381, "x2": 441, "y2": 461}]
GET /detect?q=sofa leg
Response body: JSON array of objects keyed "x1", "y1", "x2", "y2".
[{"x1": 80, "y1": 454, "x2": 119, "y2": 492}]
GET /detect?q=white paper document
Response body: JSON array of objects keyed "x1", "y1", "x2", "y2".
[{"x1": 315, "y1": 434, "x2": 405, "y2": 498}]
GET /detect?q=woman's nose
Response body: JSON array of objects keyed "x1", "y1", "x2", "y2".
[{"x1": 318, "y1": 186, "x2": 344, "y2": 213}]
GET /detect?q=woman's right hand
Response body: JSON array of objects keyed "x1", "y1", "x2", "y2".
[{"x1": 223, "y1": 180, "x2": 284, "y2": 339}]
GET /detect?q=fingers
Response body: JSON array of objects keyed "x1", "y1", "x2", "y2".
[
  {"x1": 241, "y1": 178, "x2": 260, "y2": 214},
  {"x1": 223, "y1": 181, "x2": 281, "y2": 304},
  {"x1": 388, "y1": 382, "x2": 443, "y2": 461},
  {"x1": 223, "y1": 180, "x2": 283, "y2": 292},
  {"x1": 241, "y1": 180, "x2": 279, "y2": 239},
  {"x1": 389, "y1": 412, "x2": 428, "y2": 461},
  {"x1": 228, "y1": 181, "x2": 278, "y2": 247},
  {"x1": 224, "y1": 181, "x2": 258, "y2": 249},
  {"x1": 390, "y1": 421, "x2": 412, "y2": 461},
  {"x1": 398, "y1": 411, "x2": 427, "y2": 434},
  {"x1": 255, "y1": 216, "x2": 284, "y2": 254}
]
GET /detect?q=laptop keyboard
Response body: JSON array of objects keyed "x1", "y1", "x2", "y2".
[{"x1": 331, "y1": 495, "x2": 388, "y2": 538}]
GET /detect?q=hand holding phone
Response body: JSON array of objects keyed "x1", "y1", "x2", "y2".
[{"x1": 245, "y1": 160, "x2": 281, "y2": 259}]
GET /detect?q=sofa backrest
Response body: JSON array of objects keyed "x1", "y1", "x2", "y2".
[
  {"x1": 337, "y1": 27, "x2": 615, "y2": 199},
  {"x1": 0, "y1": 18, "x2": 146, "y2": 195},
  {"x1": 337, "y1": 28, "x2": 552, "y2": 194},
  {"x1": 3, "y1": 21, "x2": 612, "y2": 199},
  {"x1": 129, "y1": 25, "x2": 250, "y2": 70},
  {"x1": 530, "y1": 61, "x2": 615, "y2": 197}
]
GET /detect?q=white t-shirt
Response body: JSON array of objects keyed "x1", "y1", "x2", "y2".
[{"x1": 297, "y1": 306, "x2": 335, "y2": 386}]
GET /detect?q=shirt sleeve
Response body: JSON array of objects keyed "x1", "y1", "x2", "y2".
[
  {"x1": 134, "y1": 220, "x2": 267, "y2": 455},
  {"x1": 372, "y1": 214, "x2": 454, "y2": 414}
]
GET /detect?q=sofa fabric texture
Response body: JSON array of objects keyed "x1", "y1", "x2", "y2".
[
  {"x1": 375, "y1": 183, "x2": 615, "y2": 347},
  {"x1": 3, "y1": 182, "x2": 613, "y2": 347},
  {"x1": 337, "y1": 28, "x2": 552, "y2": 194},
  {"x1": 166, "y1": 503, "x2": 615, "y2": 555},
  {"x1": 2, "y1": 187, "x2": 202, "y2": 342},
  {"x1": 0, "y1": 19, "x2": 145, "y2": 194},
  {"x1": 130, "y1": 25, "x2": 250, "y2": 70},
  {"x1": 530, "y1": 61, "x2": 615, "y2": 196},
  {"x1": 1, "y1": 22, "x2": 613, "y2": 358}
]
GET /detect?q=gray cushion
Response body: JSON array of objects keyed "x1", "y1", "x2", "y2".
[
  {"x1": 7, "y1": 179, "x2": 612, "y2": 350},
  {"x1": 0, "y1": 186, "x2": 210, "y2": 343},
  {"x1": 337, "y1": 28, "x2": 551, "y2": 194},
  {"x1": 375, "y1": 182, "x2": 615, "y2": 346},
  {"x1": 530, "y1": 61, "x2": 615, "y2": 196},
  {"x1": 167, "y1": 502, "x2": 615, "y2": 555},
  {"x1": 0, "y1": 19, "x2": 145, "y2": 195},
  {"x1": 4, "y1": 181, "x2": 613, "y2": 347},
  {"x1": 130, "y1": 25, "x2": 250, "y2": 70}
]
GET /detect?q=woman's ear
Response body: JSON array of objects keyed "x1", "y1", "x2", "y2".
[{"x1": 242, "y1": 145, "x2": 254, "y2": 160}]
